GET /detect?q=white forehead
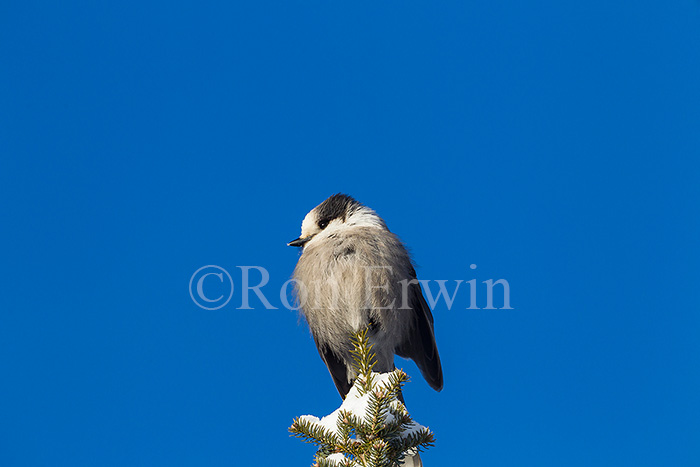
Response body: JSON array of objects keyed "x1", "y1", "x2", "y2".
[
  {"x1": 300, "y1": 209, "x2": 318, "y2": 237},
  {"x1": 299, "y1": 204, "x2": 386, "y2": 239}
]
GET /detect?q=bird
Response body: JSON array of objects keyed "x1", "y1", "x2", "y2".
[{"x1": 288, "y1": 193, "x2": 443, "y2": 399}]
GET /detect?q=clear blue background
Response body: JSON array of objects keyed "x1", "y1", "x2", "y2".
[{"x1": 1, "y1": 1, "x2": 699, "y2": 466}]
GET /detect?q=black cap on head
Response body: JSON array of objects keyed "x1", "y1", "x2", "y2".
[{"x1": 315, "y1": 193, "x2": 361, "y2": 229}]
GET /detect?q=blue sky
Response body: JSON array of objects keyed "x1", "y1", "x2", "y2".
[{"x1": 1, "y1": 1, "x2": 699, "y2": 466}]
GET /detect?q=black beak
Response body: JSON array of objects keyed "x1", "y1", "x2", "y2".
[{"x1": 288, "y1": 237, "x2": 311, "y2": 247}]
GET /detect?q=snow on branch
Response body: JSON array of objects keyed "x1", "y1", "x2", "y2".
[{"x1": 290, "y1": 329, "x2": 435, "y2": 467}]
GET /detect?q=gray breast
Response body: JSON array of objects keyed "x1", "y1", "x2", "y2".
[{"x1": 293, "y1": 227, "x2": 415, "y2": 371}]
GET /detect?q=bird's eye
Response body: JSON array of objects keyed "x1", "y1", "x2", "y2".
[{"x1": 318, "y1": 219, "x2": 329, "y2": 229}]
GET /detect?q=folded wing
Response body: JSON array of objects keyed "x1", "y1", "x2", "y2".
[{"x1": 395, "y1": 279, "x2": 443, "y2": 391}]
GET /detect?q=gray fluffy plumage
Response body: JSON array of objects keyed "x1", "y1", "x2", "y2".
[{"x1": 289, "y1": 194, "x2": 443, "y2": 398}]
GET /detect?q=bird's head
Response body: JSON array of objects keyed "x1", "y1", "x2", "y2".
[{"x1": 288, "y1": 193, "x2": 386, "y2": 248}]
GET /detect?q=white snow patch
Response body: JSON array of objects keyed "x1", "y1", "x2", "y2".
[
  {"x1": 325, "y1": 452, "x2": 352, "y2": 465},
  {"x1": 301, "y1": 371, "x2": 427, "y2": 438}
]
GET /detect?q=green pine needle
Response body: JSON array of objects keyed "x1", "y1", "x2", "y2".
[{"x1": 290, "y1": 327, "x2": 436, "y2": 467}]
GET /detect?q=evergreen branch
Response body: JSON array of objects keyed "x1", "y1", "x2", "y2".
[
  {"x1": 350, "y1": 328, "x2": 377, "y2": 394},
  {"x1": 291, "y1": 327, "x2": 436, "y2": 467},
  {"x1": 289, "y1": 416, "x2": 341, "y2": 448}
]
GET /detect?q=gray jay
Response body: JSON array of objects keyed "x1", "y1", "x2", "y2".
[{"x1": 288, "y1": 194, "x2": 443, "y2": 399}]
